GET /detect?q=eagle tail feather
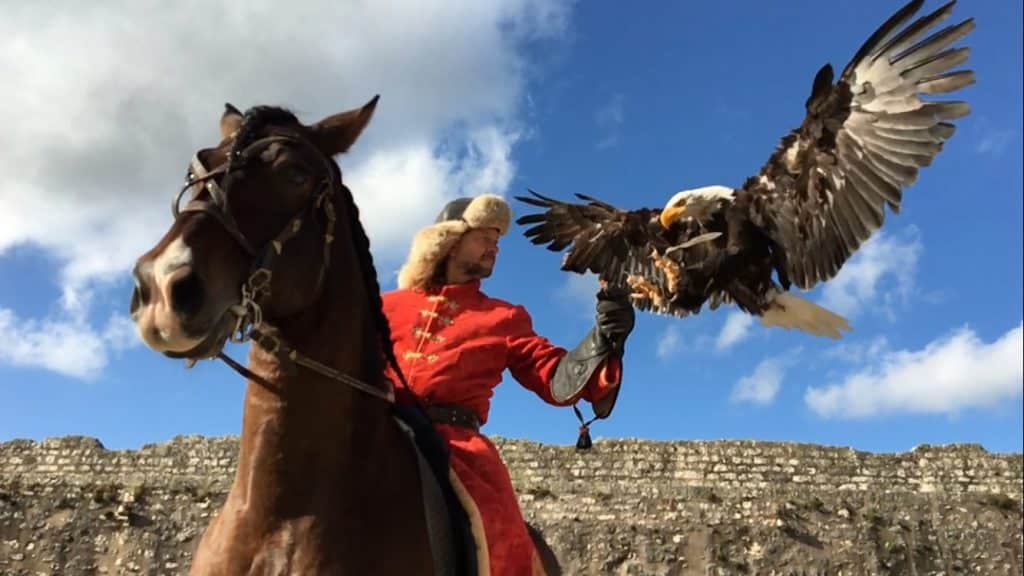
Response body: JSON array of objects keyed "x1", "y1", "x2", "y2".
[{"x1": 759, "y1": 292, "x2": 852, "y2": 339}]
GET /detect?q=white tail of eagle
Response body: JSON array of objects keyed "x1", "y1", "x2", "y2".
[{"x1": 516, "y1": 0, "x2": 974, "y2": 340}]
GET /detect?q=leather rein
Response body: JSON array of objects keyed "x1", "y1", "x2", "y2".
[{"x1": 172, "y1": 132, "x2": 395, "y2": 403}]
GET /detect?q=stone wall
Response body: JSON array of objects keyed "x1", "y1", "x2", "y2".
[{"x1": 1, "y1": 435, "x2": 1021, "y2": 575}]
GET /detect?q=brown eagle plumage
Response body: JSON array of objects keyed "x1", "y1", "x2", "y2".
[{"x1": 516, "y1": 0, "x2": 974, "y2": 339}]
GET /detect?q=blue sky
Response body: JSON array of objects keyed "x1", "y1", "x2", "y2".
[{"x1": 1, "y1": 1, "x2": 1021, "y2": 454}]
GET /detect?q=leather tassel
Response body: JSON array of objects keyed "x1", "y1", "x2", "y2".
[
  {"x1": 575, "y1": 424, "x2": 592, "y2": 451},
  {"x1": 572, "y1": 403, "x2": 595, "y2": 450}
]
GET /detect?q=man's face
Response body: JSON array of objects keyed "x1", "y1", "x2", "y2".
[{"x1": 448, "y1": 227, "x2": 500, "y2": 281}]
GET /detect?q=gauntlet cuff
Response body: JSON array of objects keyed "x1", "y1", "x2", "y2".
[{"x1": 551, "y1": 326, "x2": 612, "y2": 403}]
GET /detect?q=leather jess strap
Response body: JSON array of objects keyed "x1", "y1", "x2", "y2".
[{"x1": 424, "y1": 404, "x2": 480, "y2": 431}]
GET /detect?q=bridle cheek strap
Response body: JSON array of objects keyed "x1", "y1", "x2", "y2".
[{"x1": 171, "y1": 134, "x2": 392, "y2": 403}]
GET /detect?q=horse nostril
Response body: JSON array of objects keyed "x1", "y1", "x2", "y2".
[
  {"x1": 130, "y1": 265, "x2": 151, "y2": 314},
  {"x1": 169, "y1": 271, "x2": 205, "y2": 317}
]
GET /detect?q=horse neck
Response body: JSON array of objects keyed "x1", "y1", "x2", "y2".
[{"x1": 232, "y1": 218, "x2": 393, "y2": 515}]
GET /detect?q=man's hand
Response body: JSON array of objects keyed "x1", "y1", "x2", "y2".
[{"x1": 595, "y1": 286, "x2": 635, "y2": 349}]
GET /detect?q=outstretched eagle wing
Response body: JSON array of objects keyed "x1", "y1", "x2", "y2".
[
  {"x1": 739, "y1": 0, "x2": 974, "y2": 290},
  {"x1": 515, "y1": 189, "x2": 663, "y2": 280},
  {"x1": 516, "y1": 188, "x2": 675, "y2": 313},
  {"x1": 515, "y1": 190, "x2": 708, "y2": 316}
]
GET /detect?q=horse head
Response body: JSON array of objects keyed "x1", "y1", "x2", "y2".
[{"x1": 130, "y1": 96, "x2": 379, "y2": 363}]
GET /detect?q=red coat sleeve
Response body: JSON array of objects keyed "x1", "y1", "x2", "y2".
[{"x1": 504, "y1": 305, "x2": 620, "y2": 406}]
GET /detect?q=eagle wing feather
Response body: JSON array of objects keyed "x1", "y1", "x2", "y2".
[
  {"x1": 516, "y1": 190, "x2": 717, "y2": 317},
  {"x1": 739, "y1": 0, "x2": 974, "y2": 290}
]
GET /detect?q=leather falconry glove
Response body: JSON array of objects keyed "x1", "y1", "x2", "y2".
[
  {"x1": 595, "y1": 286, "x2": 635, "y2": 352},
  {"x1": 550, "y1": 284, "x2": 636, "y2": 448},
  {"x1": 551, "y1": 286, "x2": 635, "y2": 404}
]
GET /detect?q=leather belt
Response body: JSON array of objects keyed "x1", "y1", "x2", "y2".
[{"x1": 424, "y1": 404, "x2": 480, "y2": 431}]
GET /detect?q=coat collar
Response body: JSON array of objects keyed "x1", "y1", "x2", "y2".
[{"x1": 421, "y1": 279, "x2": 482, "y2": 299}]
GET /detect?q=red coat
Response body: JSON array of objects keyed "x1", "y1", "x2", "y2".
[{"x1": 382, "y1": 279, "x2": 620, "y2": 575}]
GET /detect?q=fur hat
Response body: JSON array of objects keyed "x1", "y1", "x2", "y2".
[{"x1": 397, "y1": 194, "x2": 512, "y2": 290}]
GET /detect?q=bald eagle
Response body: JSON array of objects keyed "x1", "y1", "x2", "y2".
[{"x1": 516, "y1": 0, "x2": 974, "y2": 339}]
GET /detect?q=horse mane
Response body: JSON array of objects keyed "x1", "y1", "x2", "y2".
[
  {"x1": 337, "y1": 168, "x2": 408, "y2": 391},
  {"x1": 233, "y1": 105, "x2": 407, "y2": 392}
]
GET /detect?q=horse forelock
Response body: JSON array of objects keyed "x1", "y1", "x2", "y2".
[{"x1": 228, "y1": 106, "x2": 306, "y2": 161}]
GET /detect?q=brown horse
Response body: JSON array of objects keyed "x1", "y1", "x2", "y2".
[
  {"x1": 129, "y1": 97, "x2": 561, "y2": 575},
  {"x1": 129, "y1": 97, "x2": 436, "y2": 575}
]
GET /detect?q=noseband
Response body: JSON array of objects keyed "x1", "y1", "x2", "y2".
[{"x1": 173, "y1": 131, "x2": 394, "y2": 403}]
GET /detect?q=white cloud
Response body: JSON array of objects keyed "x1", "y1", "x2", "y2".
[
  {"x1": 0, "y1": 308, "x2": 138, "y2": 381},
  {"x1": 731, "y1": 349, "x2": 802, "y2": 405},
  {"x1": 595, "y1": 93, "x2": 625, "y2": 149},
  {"x1": 656, "y1": 326, "x2": 681, "y2": 360},
  {"x1": 0, "y1": 0, "x2": 573, "y2": 377},
  {"x1": 975, "y1": 131, "x2": 1014, "y2": 156},
  {"x1": 1, "y1": 0, "x2": 571, "y2": 280},
  {"x1": 818, "y1": 229, "x2": 921, "y2": 319},
  {"x1": 716, "y1": 312, "x2": 754, "y2": 351},
  {"x1": 821, "y1": 335, "x2": 890, "y2": 365},
  {"x1": 101, "y1": 314, "x2": 143, "y2": 352},
  {"x1": 806, "y1": 322, "x2": 1024, "y2": 419},
  {"x1": 731, "y1": 357, "x2": 788, "y2": 405},
  {"x1": 971, "y1": 116, "x2": 1016, "y2": 157},
  {"x1": 349, "y1": 127, "x2": 519, "y2": 281}
]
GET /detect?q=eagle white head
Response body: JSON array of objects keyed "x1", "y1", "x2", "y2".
[{"x1": 658, "y1": 185, "x2": 735, "y2": 229}]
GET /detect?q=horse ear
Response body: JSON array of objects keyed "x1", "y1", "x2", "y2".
[
  {"x1": 221, "y1": 103, "x2": 243, "y2": 140},
  {"x1": 310, "y1": 95, "x2": 379, "y2": 156}
]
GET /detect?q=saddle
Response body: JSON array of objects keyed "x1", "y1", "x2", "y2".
[{"x1": 392, "y1": 403, "x2": 479, "y2": 576}]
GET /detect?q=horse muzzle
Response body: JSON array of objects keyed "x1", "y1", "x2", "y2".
[{"x1": 130, "y1": 257, "x2": 236, "y2": 357}]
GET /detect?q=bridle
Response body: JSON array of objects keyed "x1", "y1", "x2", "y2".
[{"x1": 173, "y1": 129, "x2": 395, "y2": 403}]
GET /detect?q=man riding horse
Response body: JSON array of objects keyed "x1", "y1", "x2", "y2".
[{"x1": 383, "y1": 193, "x2": 635, "y2": 575}]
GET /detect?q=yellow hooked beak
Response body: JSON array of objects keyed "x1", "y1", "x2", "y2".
[{"x1": 659, "y1": 204, "x2": 687, "y2": 230}]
